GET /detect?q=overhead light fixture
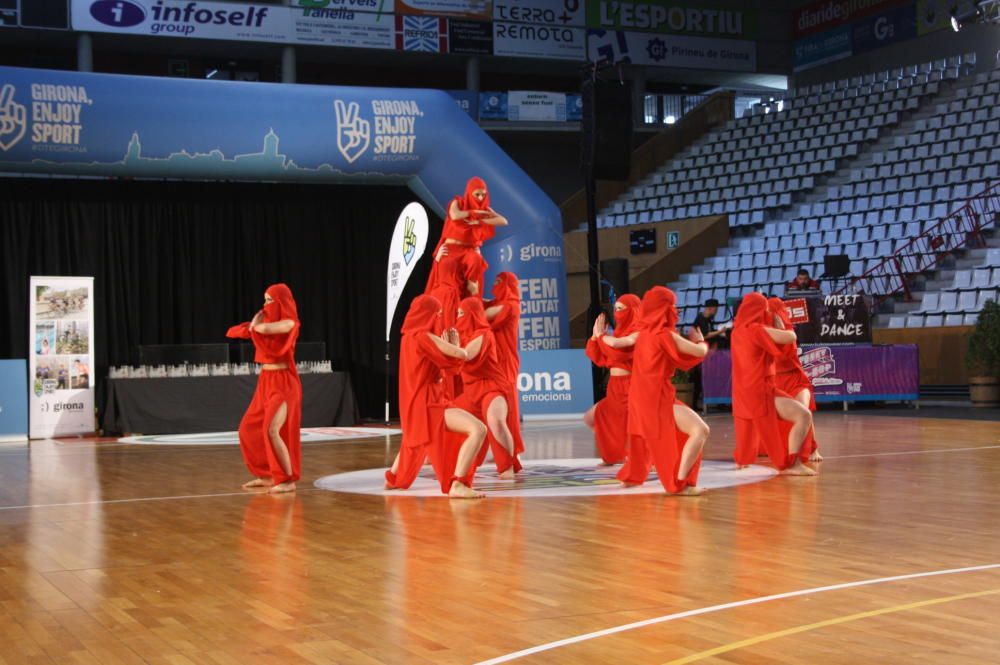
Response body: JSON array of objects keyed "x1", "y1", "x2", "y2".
[
  {"x1": 206, "y1": 69, "x2": 218, "y2": 79},
  {"x1": 951, "y1": 1, "x2": 998, "y2": 31}
]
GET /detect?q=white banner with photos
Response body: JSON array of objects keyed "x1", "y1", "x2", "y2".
[{"x1": 29, "y1": 276, "x2": 95, "y2": 438}]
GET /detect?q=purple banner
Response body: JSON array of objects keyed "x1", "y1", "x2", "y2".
[{"x1": 703, "y1": 344, "x2": 919, "y2": 404}]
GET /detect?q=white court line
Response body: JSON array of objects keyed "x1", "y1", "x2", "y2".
[
  {"x1": 823, "y1": 445, "x2": 1000, "y2": 460},
  {"x1": 473, "y1": 563, "x2": 1000, "y2": 665},
  {"x1": 0, "y1": 488, "x2": 321, "y2": 511}
]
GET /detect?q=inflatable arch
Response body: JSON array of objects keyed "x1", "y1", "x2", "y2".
[{"x1": 0, "y1": 66, "x2": 568, "y2": 348}]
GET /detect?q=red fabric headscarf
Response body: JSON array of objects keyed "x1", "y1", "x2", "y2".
[
  {"x1": 252, "y1": 283, "x2": 300, "y2": 367},
  {"x1": 463, "y1": 176, "x2": 491, "y2": 212},
  {"x1": 455, "y1": 296, "x2": 491, "y2": 341},
  {"x1": 768, "y1": 297, "x2": 792, "y2": 328},
  {"x1": 402, "y1": 295, "x2": 443, "y2": 336},
  {"x1": 639, "y1": 287, "x2": 679, "y2": 332},
  {"x1": 612, "y1": 294, "x2": 642, "y2": 337},
  {"x1": 492, "y1": 271, "x2": 519, "y2": 302},
  {"x1": 735, "y1": 292, "x2": 771, "y2": 329}
]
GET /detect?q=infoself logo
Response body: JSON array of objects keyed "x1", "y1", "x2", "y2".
[{"x1": 90, "y1": 0, "x2": 147, "y2": 27}]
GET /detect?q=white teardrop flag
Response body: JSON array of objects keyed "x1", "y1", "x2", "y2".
[{"x1": 385, "y1": 202, "x2": 430, "y2": 342}]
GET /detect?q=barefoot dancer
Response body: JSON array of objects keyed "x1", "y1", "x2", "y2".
[
  {"x1": 485, "y1": 271, "x2": 524, "y2": 459},
  {"x1": 584, "y1": 294, "x2": 641, "y2": 465},
  {"x1": 731, "y1": 293, "x2": 816, "y2": 476},
  {"x1": 425, "y1": 177, "x2": 508, "y2": 327},
  {"x1": 226, "y1": 284, "x2": 302, "y2": 494},
  {"x1": 454, "y1": 297, "x2": 521, "y2": 479},
  {"x1": 768, "y1": 297, "x2": 822, "y2": 463},
  {"x1": 386, "y1": 295, "x2": 487, "y2": 499},
  {"x1": 619, "y1": 287, "x2": 711, "y2": 496}
]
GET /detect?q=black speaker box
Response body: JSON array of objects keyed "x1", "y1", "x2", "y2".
[
  {"x1": 582, "y1": 78, "x2": 633, "y2": 181},
  {"x1": 600, "y1": 258, "x2": 629, "y2": 302}
]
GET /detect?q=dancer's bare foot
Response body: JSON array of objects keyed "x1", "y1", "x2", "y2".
[
  {"x1": 671, "y1": 486, "x2": 705, "y2": 497},
  {"x1": 620, "y1": 481, "x2": 642, "y2": 488},
  {"x1": 384, "y1": 481, "x2": 397, "y2": 490},
  {"x1": 736, "y1": 464, "x2": 751, "y2": 470},
  {"x1": 269, "y1": 481, "x2": 296, "y2": 493},
  {"x1": 597, "y1": 461, "x2": 617, "y2": 467},
  {"x1": 449, "y1": 481, "x2": 485, "y2": 499},
  {"x1": 782, "y1": 460, "x2": 817, "y2": 476},
  {"x1": 809, "y1": 450, "x2": 824, "y2": 462},
  {"x1": 499, "y1": 468, "x2": 516, "y2": 480},
  {"x1": 242, "y1": 478, "x2": 272, "y2": 489}
]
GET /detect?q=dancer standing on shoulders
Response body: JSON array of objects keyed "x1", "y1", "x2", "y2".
[
  {"x1": 730, "y1": 292, "x2": 816, "y2": 475},
  {"x1": 485, "y1": 271, "x2": 524, "y2": 459},
  {"x1": 386, "y1": 295, "x2": 487, "y2": 499},
  {"x1": 227, "y1": 284, "x2": 302, "y2": 494},
  {"x1": 584, "y1": 294, "x2": 641, "y2": 466},
  {"x1": 619, "y1": 287, "x2": 711, "y2": 495},
  {"x1": 426, "y1": 177, "x2": 508, "y2": 326},
  {"x1": 454, "y1": 297, "x2": 521, "y2": 479},
  {"x1": 768, "y1": 297, "x2": 821, "y2": 463}
]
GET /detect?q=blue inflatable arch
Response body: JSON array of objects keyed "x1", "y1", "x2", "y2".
[{"x1": 0, "y1": 66, "x2": 568, "y2": 348}]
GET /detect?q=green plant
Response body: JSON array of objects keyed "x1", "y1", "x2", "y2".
[
  {"x1": 966, "y1": 299, "x2": 1000, "y2": 375},
  {"x1": 672, "y1": 369, "x2": 691, "y2": 384}
]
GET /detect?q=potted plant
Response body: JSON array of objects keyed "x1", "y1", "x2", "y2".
[
  {"x1": 673, "y1": 369, "x2": 695, "y2": 408},
  {"x1": 965, "y1": 299, "x2": 999, "y2": 407}
]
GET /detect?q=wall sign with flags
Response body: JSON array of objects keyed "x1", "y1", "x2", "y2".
[{"x1": 384, "y1": 201, "x2": 430, "y2": 423}]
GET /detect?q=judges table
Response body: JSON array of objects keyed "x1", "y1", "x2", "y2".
[
  {"x1": 703, "y1": 344, "x2": 919, "y2": 407},
  {"x1": 101, "y1": 373, "x2": 359, "y2": 435}
]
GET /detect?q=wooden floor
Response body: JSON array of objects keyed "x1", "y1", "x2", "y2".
[{"x1": 1, "y1": 412, "x2": 999, "y2": 664}]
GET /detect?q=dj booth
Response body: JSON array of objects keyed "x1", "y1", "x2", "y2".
[{"x1": 703, "y1": 292, "x2": 920, "y2": 407}]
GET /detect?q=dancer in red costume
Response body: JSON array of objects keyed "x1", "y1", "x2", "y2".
[
  {"x1": 386, "y1": 295, "x2": 488, "y2": 498},
  {"x1": 426, "y1": 177, "x2": 508, "y2": 327},
  {"x1": 768, "y1": 297, "x2": 822, "y2": 463},
  {"x1": 454, "y1": 297, "x2": 521, "y2": 478},
  {"x1": 485, "y1": 272, "x2": 524, "y2": 457},
  {"x1": 618, "y1": 287, "x2": 711, "y2": 495},
  {"x1": 730, "y1": 292, "x2": 816, "y2": 475},
  {"x1": 226, "y1": 284, "x2": 302, "y2": 494},
  {"x1": 584, "y1": 294, "x2": 641, "y2": 465}
]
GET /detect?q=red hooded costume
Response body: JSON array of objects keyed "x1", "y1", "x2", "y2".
[
  {"x1": 585, "y1": 293, "x2": 641, "y2": 465},
  {"x1": 424, "y1": 177, "x2": 494, "y2": 327},
  {"x1": 618, "y1": 287, "x2": 705, "y2": 492},
  {"x1": 486, "y1": 272, "x2": 524, "y2": 456},
  {"x1": 385, "y1": 295, "x2": 470, "y2": 492},
  {"x1": 730, "y1": 292, "x2": 796, "y2": 470},
  {"x1": 226, "y1": 283, "x2": 302, "y2": 485},
  {"x1": 454, "y1": 297, "x2": 522, "y2": 475},
  {"x1": 768, "y1": 297, "x2": 819, "y2": 461}
]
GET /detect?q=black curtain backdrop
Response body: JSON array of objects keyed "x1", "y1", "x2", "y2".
[{"x1": 0, "y1": 179, "x2": 442, "y2": 421}]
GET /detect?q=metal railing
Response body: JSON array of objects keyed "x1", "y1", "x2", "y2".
[{"x1": 836, "y1": 182, "x2": 1000, "y2": 305}]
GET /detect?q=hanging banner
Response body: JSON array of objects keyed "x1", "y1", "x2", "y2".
[
  {"x1": 494, "y1": 0, "x2": 585, "y2": 26},
  {"x1": 792, "y1": 23, "x2": 852, "y2": 71},
  {"x1": 396, "y1": 0, "x2": 491, "y2": 20},
  {"x1": 29, "y1": 276, "x2": 95, "y2": 438},
  {"x1": 385, "y1": 202, "x2": 430, "y2": 340},
  {"x1": 493, "y1": 21, "x2": 586, "y2": 60},
  {"x1": 294, "y1": 8, "x2": 395, "y2": 50},
  {"x1": 507, "y1": 91, "x2": 567, "y2": 122},
  {"x1": 448, "y1": 19, "x2": 493, "y2": 54},
  {"x1": 0, "y1": 66, "x2": 569, "y2": 350},
  {"x1": 588, "y1": 29, "x2": 756, "y2": 70},
  {"x1": 586, "y1": 0, "x2": 756, "y2": 38},
  {"x1": 793, "y1": 0, "x2": 908, "y2": 39}
]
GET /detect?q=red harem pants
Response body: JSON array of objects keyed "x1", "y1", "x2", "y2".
[
  {"x1": 594, "y1": 374, "x2": 630, "y2": 464},
  {"x1": 385, "y1": 404, "x2": 478, "y2": 494},
  {"x1": 458, "y1": 381, "x2": 522, "y2": 475},
  {"x1": 238, "y1": 368, "x2": 302, "y2": 484},
  {"x1": 773, "y1": 370, "x2": 819, "y2": 461},
  {"x1": 617, "y1": 400, "x2": 699, "y2": 493},
  {"x1": 733, "y1": 388, "x2": 797, "y2": 470}
]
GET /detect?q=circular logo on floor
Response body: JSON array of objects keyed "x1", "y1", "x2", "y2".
[
  {"x1": 314, "y1": 458, "x2": 777, "y2": 498},
  {"x1": 120, "y1": 427, "x2": 401, "y2": 445}
]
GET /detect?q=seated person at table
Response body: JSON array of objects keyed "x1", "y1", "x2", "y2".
[{"x1": 786, "y1": 268, "x2": 820, "y2": 292}]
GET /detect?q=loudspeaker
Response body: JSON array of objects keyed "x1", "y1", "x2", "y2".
[
  {"x1": 600, "y1": 258, "x2": 629, "y2": 302},
  {"x1": 582, "y1": 78, "x2": 633, "y2": 181},
  {"x1": 824, "y1": 254, "x2": 851, "y2": 278}
]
